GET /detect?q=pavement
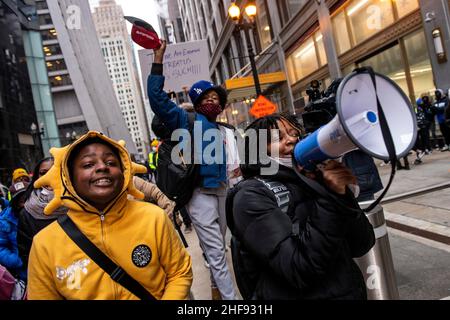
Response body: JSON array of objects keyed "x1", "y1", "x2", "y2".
[{"x1": 181, "y1": 148, "x2": 450, "y2": 300}]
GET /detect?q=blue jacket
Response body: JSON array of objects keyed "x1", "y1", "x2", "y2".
[
  {"x1": 147, "y1": 69, "x2": 227, "y2": 188},
  {"x1": 0, "y1": 205, "x2": 26, "y2": 280}
]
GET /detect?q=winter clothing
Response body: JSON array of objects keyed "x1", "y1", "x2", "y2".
[
  {"x1": 0, "y1": 205, "x2": 26, "y2": 281},
  {"x1": 148, "y1": 64, "x2": 227, "y2": 189},
  {"x1": 342, "y1": 150, "x2": 383, "y2": 202},
  {"x1": 12, "y1": 169, "x2": 29, "y2": 183},
  {"x1": 27, "y1": 131, "x2": 192, "y2": 300},
  {"x1": 433, "y1": 90, "x2": 450, "y2": 146},
  {"x1": 147, "y1": 64, "x2": 238, "y2": 300},
  {"x1": 17, "y1": 188, "x2": 68, "y2": 273},
  {"x1": 132, "y1": 176, "x2": 175, "y2": 216},
  {"x1": 189, "y1": 80, "x2": 227, "y2": 109},
  {"x1": 227, "y1": 165, "x2": 375, "y2": 300}
]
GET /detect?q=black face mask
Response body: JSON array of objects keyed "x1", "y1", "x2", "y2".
[{"x1": 435, "y1": 92, "x2": 442, "y2": 100}]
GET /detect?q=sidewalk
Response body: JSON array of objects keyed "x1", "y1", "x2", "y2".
[{"x1": 374, "y1": 150, "x2": 450, "y2": 244}]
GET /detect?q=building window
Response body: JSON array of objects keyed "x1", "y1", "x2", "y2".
[
  {"x1": 286, "y1": 31, "x2": 327, "y2": 85},
  {"x1": 255, "y1": 0, "x2": 273, "y2": 51},
  {"x1": 49, "y1": 74, "x2": 72, "y2": 87},
  {"x1": 403, "y1": 29, "x2": 434, "y2": 98},
  {"x1": 40, "y1": 29, "x2": 57, "y2": 41},
  {"x1": 38, "y1": 13, "x2": 53, "y2": 25},
  {"x1": 347, "y1": 0, "x2": 394, "y2": 45},
  {"x1": 46, "y1": 59, "x2": 67, "y2": 72},
  {"x1": 394, "y1": 0, "x2": 419, "y2": 18},
  {"x1": 277, "y1": 0, "x2": 308, "y2": 26},
  {"x1": 332, "y1": 11, "x2": 352, "y2": 55},
  {"x1": 43, "y1": 45, "x2": 62, "y2": 56}
]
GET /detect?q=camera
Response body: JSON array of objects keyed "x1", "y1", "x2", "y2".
[
  {"x1": 305, "y1": 80, "x2": 323, "y2": 103},
  {"x1": 302, "y1": 78, "x2": 342, "y2": 134}
]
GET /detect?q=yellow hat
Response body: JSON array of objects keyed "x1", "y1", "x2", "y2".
[
  {"x1": 12, "y1": 168, "x2": 29, "y2": 182},
  {"x1": 151, "y1": 140, "x2": 159, "y2": 147}
]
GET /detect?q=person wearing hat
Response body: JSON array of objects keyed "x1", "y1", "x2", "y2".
[
  {"x1": 7, "y1": 169, "x2": 30, "y2": 201},
  {"x1": 0, "y1": 180, "x2": 30, "y2": 281},
  {"x1": 148, "y1": 40, "x2": 239, "y2": 300}
]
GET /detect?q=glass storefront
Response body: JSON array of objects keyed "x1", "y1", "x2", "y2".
[
  {"x1": 354, "y1": 28, "x2": 434, "y2": 101},
  {"x1": 403, "y1": 29, "x2": 435, "y2": 98},
  {"x1": 286, "y1": 30, "x2": 327, "y2": 85},
  {"x1": 332, "y1": 0, "x2": 420, "y2": 55}
]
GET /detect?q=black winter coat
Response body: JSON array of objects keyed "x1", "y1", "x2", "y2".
[
  {"x1": 17, "y1": 208, "x2": 57, "y2": 271},
  {"x1": 226, "y1": 166, "x2": 375, "y2": 300}
]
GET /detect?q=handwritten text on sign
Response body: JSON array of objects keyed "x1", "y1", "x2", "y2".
[{"x1": 139, "y1": 40, "x2": 210, "y2": 96}]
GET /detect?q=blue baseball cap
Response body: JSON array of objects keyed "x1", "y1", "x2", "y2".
[{"x1": 189, "y1": 80, "x2": 228, "y2": 109}]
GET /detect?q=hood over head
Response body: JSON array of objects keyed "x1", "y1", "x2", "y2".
[{"x1": 34, "y1": 131, "x2": 147, "y2": 215}]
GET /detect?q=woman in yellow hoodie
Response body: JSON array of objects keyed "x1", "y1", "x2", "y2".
[{"x1": 27, "y1": 131, "x2": 192, "y2": 300}]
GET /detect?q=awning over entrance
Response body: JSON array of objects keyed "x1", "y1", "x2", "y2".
[{"x1": 225, "y1": 72, "x2": 287, "y2": 103}]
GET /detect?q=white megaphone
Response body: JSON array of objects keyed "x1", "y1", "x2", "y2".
[{"x1": 294, "y1": 69, "x2": 418, "y2": 170}]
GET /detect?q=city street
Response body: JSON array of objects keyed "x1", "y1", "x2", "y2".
[{"x1": 184, "y1": 150, "x2": 450, "y2": 300}]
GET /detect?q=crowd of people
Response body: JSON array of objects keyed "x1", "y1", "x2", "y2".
[{"x1": 1, "y1": 40, "x2": 449, "y2": 301}]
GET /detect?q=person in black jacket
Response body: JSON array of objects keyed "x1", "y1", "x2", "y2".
[
  {"x1": 342, "y1": 150, "x2": 383, "y2": 202},
  {"x1": 17, "y1": 157, "x2": 68, "y2": 273},
  {"x1": 226, "y1": 114, "x2": 375, "y2": 300}
]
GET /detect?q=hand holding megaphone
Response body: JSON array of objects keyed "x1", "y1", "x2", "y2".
[{"x1": 310, "y1": 160, "x2": 358, "y2": 195}]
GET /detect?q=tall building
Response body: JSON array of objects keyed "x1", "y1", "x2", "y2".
[
  {"x1": 0, "y1": 0, "x2": 59, "y2": 182},
  {"x1": 156, "y1": 0, "x2": 185, "y2": 44},
  {"x1": 35, "y1": 0, "x2": 138, "y2": 155},
  {"x1": 92, "y1": 0, "x2": 150, "y2": 159},
  {"x1": 178, "y1": 0, "x2": 450, "y2": 131}
]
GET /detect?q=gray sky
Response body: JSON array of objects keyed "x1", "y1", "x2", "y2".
[{"x1": 88, "y1": 0, "x2": 162, "y2": 40}]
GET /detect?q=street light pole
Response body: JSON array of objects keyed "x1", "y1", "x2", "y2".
[
  {"x1": 229, "y1": 1, "x2": 262, "y2": 97},
  {"x1": 242, "y1": 23, "x2": 262, "y2": 96}
]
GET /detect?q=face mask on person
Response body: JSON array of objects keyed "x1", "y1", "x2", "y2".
[
  {"x1": 151, "y1": 147, "x2": 157, "y2": 152},
  {"x1": 195, "y1": 103, "x2": 223, "y2": 120},
  {"x1": 39, "y1": 187, "x2": 55, "y2": 203},
  {"x1": 269, "y1": 156, "x2": 294, "y2": 169}
]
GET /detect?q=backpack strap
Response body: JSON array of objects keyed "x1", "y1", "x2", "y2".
[{"x1": 57, "y1": 215, "x2": 156, "y2": 300}]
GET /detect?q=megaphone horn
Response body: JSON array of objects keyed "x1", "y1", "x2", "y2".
[{"x1": 294, "y1": 69, "x2": 417, "y2": 170}]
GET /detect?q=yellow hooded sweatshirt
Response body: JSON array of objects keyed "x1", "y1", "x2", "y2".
[{"x1": 27, "y1": 131, "x2": 192, "y2": 300}]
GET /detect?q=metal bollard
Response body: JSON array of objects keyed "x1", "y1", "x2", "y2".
[{"x1": 354, "y1": 204, "x2": 400, "y2": 300}]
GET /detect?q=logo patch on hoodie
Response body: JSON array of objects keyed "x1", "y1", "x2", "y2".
[{"x1": 132, "y1": 245, "x2": 152, "y2": 267}]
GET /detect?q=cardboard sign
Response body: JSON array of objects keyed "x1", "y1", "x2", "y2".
[
  {"x1": 139, "y1": 40, "x2": 210, "y2": 96},
  {"x1": 250, "y1": 95, "x2": 277, "y2": 118}
]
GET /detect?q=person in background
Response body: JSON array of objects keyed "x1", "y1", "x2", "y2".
[
  {"x1": 148, "y1": 40, "x2": 238, "y2": 300},
  {"x1": 342, "y1": 150, "x2": 383, "y2": 202},
  {"x1": 7, "y1": 169, "x2": 30, "y2": 201},
  {"x1": 433, "y1": 89, "x2": 450, "y2": 151},
  {"x1": 0, "y1": 181, "x2": 30, "y2": 281},
  {"x1": 17, "y1": 157, "x2": 66, "y2": 273},
  {"x1": 421, "y1": 95, "x2": 436, "y2": 149}
]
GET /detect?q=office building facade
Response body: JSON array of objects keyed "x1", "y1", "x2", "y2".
[
  {"x1": 93, "y1": 0, "x2": 150, "y2": 159},
  {"x1": 178, "y1": 0, "x2": 450, "y2": 129}
]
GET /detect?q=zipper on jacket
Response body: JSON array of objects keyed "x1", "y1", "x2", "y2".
[{"x1": 99, "y1": 212, "x2": 118, "y2": 299}]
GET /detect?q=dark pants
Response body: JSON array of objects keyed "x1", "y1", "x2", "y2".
[
  {"x1": 439, "y1": 123, "x2": 450, "y2": 145},
  {"x1": 418, "y1": 127, "x2": 431, "y2": 151}
]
